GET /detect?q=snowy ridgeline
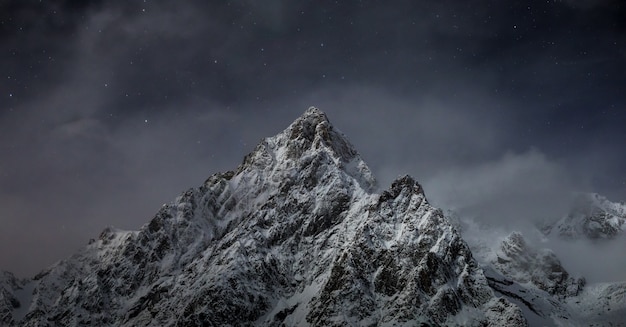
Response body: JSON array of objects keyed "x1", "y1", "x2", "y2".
[{"x1": 1, "y1": 107, "x2": 625, "y2": 326}]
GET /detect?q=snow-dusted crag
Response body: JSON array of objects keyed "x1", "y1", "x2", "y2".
[
  {"x1": 475, "y1": 229, "x2": 626, "y2": 326},
  {"x1": 492, "y1": 232, "x2": 585, "y2": 298},
  {"x1": 6, "y1": 108, "x2": 529, "y2": 326},
  {"x1": 543, "y1": 193, "x2": 626, "y2": 240},
  {"x1": 455, "y1": 199, "x2": 626, "y2": 326}
]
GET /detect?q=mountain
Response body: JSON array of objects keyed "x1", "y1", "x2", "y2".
[
  {"x1": 1, "y1": 107, "x2": 624, "y2": 326},
  {"x1": 454, "y1": 204, "x2": 626, "y2": 326},
  {"x1": 542, "y1": 193, "x2": 626, "y2": 240},
  {"x1": 1, "y1": 107, "x2": 530, "y2": 326},
  {"x1": 491, "y1": 232, "x2": 585, "y2": 298},
  {"x1": 478, "y1": 230, "x2": 626, "y2": 326}
]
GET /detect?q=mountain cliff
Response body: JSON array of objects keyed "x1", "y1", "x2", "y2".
[{"x1": 2, "y1": 107, "x2": 531, "y2": 326}]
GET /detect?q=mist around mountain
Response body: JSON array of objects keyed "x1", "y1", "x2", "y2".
[{"x1": 1, "y1": 108, "x2": 625, "y2": 326}]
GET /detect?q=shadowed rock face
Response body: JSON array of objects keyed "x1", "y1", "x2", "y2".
[{"x1": 3, "y1": 108, "x2": 526, "y2": 326}]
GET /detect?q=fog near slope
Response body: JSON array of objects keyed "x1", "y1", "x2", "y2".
[
  {"x1": 306, "y1": 87, "x2": 626, "y2": 284},
  {"x1": 545, "y1": 237, "x2": 626, "y2": 283},
  {"x1": 421, "y1": 149, "x2": 626, "y2": 283},
  {"x1": 423, "y1": 149, "x2": 576, "y2": 229}
]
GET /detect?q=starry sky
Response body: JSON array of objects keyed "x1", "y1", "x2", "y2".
[{"x1": 1, "y1": 0, "x2": 625, "y2": 277}]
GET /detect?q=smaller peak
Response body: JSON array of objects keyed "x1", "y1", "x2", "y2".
[
  {"x1": 291, "y1": 107, "x2": 331, "y2": 137},
  {"x1": 570, "y1": 192, "x2": 614, "y2": 213},
  {"x1": 302, "y1": 106, "x2": 327, "y2": 120},
  {"x1": 288, "y1": 107, "x2": 330, "y2": 142},
  {"x1": 393, "y1": 175, "x2": 416, "y2": 186},
  {"x1": 391, "y1": 175, "x2": 423, "y2": 194},
  {"x1": 379, "y1": 175, "x2": 425, "y2": 203},
  {"x1": 282, "y1": 107, "x2": 358, "y2": 162},
  {"x1": 503, "y1": 231, "x2": 527, "y2": 249},
  {"x1": 236, "y1": 107, "x2": 370, "y2": 177},
  {"x1": 293, "y1": 107, "x2": 329, "y2": 128}
]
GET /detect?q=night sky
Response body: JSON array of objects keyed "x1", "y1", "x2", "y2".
[{"x1": 1, "y1": 1, "x2": 625, "y2": 277}]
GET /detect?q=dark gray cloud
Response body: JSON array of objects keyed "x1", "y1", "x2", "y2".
[{"x1": 1, "y1": 0, "x2": 625, "y2": 277}]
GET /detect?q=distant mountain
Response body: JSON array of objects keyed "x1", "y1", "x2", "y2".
[
  {"x1": 1, "y1": 108, "x2": 624, "y2": 326},
  {"x1": 453, "y1": 193, "x2": 626, "y2": 326},
  {"x1": 492, "y1": 231, "x2": 585, "y2": 298},
  {"x1": 542, "y1": 193, "x2": 626, "y2": 240}
]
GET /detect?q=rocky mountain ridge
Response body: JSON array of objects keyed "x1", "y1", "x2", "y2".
[{"x1": 1, "y1": 107, "x2": 624, "y2": 326}]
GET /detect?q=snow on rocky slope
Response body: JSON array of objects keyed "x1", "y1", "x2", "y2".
[
  {"x1": 2, "y1": 107, "x2": 531, "y2": 326},
  {"x1": 492, "y1": 232, "x2": 585, "y2": 298},
  {"x1": 455, "y1": 203, "x2": 626, "y2": 326},
  {"x1": 542, "y1": 192, "x2": 626, "y2": 240},
  {"x1": 486, "y1": 231, "x2": 626, "y2": 326},
  {"x1": 4, "y1": 107, "x2": 626, "y2": 326}
]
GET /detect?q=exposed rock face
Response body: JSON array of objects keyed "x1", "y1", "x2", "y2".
[
  {"x1": 492, "y1": 232, "x2": 585, "y2": 298},
  {"x1": 451, "y1": 201, "x2": 626, "y2": 325},
  {"x1": 5, "y1": 107, "x2": 527, "y2": 326},
  {"x1": 543, "y1": 193, "x2": 626, "y2": 240}
]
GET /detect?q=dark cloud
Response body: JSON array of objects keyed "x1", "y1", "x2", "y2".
[{"x1": 1, "y1": 0, "x2": 625, "y2": 277}]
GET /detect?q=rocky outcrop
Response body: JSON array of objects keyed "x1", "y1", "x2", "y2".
[{"x1": 493, "y1": 232, "x2": 585, "y2": 298}]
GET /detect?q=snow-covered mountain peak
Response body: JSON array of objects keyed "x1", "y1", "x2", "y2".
[
  {"x1": 381, "y1": 175, "x2": 426, "y2": 200},
  {"x1": 5, "y1": 107, "x2": 626, "y2": 326},
  {"x1": 573, "y1": 192, "x2": 626, "y2": 215},
  {"x1": 542, "y1": 192, "x2": 626, "y2": 240},
  {"x1": 493, "y1": 231, "x2": 585, "y2": 298},
  {"x1": 237, "y1": 106, "x2": 376, "y2": 192},
  {"x1": 289, "y1": 106, "x2": 337, "y2": 149}
]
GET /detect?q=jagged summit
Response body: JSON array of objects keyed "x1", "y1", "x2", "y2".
[
  {"x1": 380, "y1": 175, "x2": 426, "y2": 201},
  {"x1": 237, "y1": 106, "x2": 376, "y2": 192},
  {"x1": 492, "y1": 232, "x2": 585, "y2": 298},
  {"x1": 288, "y1": 107, "x2": 358, "y2": 161}
]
